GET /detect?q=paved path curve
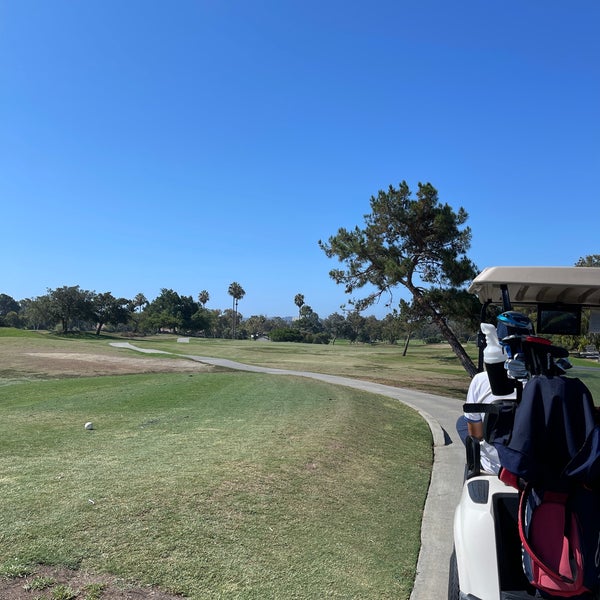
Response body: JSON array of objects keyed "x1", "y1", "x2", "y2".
[{"x1": 110, "y1": 343, "x2": 466, "y2": 599}]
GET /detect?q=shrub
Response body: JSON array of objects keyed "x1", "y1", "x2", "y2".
[
  {"x1": 312, "y1": 332, "x2": 330, "y2": 344},
  {"x1": 269, "y1": 328, "x2": 330, "y2": 344},
  {"x1": 270, "y1": 327, "x2": 304, "y2": 342}
]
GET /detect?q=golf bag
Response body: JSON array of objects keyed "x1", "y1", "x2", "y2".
[
  {"x1": 496, "y1": 375, "x2": 600, "y2": 597},
  {"x1": 518, "y1": 484, "x2": 600, "y2": 597}
]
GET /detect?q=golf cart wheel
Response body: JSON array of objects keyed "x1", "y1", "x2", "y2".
[{"x1": 447, "y1": 547, "x2": 460, "y2": 600}]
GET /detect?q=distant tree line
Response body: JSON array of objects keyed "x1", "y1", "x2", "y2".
[
  {"x1": 1, "y1": 274, "x2": 597, "y2": 353},
  {"x1": 0, "y1": 284, "x2": 479, "y2": 346},
  {"x1": 0, "y1": 286, "x2": 230, "y2": 338}
]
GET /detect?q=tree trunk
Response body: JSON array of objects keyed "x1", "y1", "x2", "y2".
[
  {"x1": 431, "y1": 310, "x2": 477, "y2": 377},
  {"x1": 402, "y1": 332, "x2": 411, "y2": 357},
  {"x1": 232, "y1": 298, "x2": 236, "y2": 339},
  {"x1": 409, "y1": 285, "x2": 477, "y2": 377}
]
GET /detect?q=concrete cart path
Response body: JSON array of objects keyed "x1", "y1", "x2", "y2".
[{"x1": 110, "y1": 343, "x2": 466, "y2": 599}]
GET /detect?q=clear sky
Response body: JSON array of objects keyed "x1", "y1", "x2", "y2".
[{"x1": 1, "y1": 1, "x2": 598, "y2": 319}]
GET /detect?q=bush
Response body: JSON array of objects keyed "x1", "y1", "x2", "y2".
[
  {"x1": 312, "y1": 333, "x2": 330, "y2": 344},
  {"x1": 270, "y1": 328, "x2": 330, "y2": 344},
  {"x1": 270, "y1": 328, "x2": 304, "y2": 342}
]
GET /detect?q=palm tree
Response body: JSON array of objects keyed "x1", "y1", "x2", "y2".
[
  {"x1": 198, "y1": 290, "x2": 210, "y2": 307},
  {"x1": 227, "y1": 282, "x2": 245, "y2": 339},
  {"x1": 294, "y1": 293, "x2": 305, "y2": 319}
]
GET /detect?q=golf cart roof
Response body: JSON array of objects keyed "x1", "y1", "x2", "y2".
[{"x1": 468, "y1": 266, "x2": 600, "y2": 307}]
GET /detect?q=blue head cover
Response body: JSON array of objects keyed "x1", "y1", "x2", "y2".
[{"x1": 497, "y1": 311, "x2": 534, "y2": 340}]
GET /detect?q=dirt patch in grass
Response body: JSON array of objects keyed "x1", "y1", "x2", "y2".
[
  {"x1": 1, "y1": 564, "x2": 184, "y2": 599},
  {"x1": 25, "y1": 352, "x2": 213, "y2": 376},
  {"x1": 0, "y1": 347, "x2": 216, "y2": 382}
]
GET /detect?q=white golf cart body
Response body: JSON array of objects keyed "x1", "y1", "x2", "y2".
[{"x1": 449, "y1": 266, "x2": 600, "y2": 600}]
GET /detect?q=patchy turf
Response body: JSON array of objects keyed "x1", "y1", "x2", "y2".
[{"x1": 0, "y1": 564, "x2": 184, "y2": 599}]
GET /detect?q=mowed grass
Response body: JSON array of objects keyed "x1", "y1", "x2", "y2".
[
  {"x1": 114, "y1": 334, "x2": 476, "y2": 398},
  {"x1": 0, "y1": 328, "x2": 475, "y2": 397},
  {"x1": 106, "y1": 334, "x2": 600, "y2": 399},
  {"x1": 0, "y1": 369, "x2": 432, "y2": 599}
]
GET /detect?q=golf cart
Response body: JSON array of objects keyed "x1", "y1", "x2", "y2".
[{"x1": 449, "y1": 266, "x2": 600, "y2": 600}]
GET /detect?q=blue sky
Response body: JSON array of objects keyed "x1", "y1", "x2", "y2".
[{"x1": 1, "y1": 1, "x2": 598, "y2": 319}]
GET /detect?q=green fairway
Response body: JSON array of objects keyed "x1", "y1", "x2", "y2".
[
  {"x1": 110, "y1": 334, "x2": 476, "y2": 398},
  {"x1": 107, "y1": 334, "x2": 600, "y2": 400},
  {"x1": 0, "y1": 370, "x2": 431, "y2": 599},
  {"x1": 0, "y1": 328, "x2": 476, "y2": 397}
]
